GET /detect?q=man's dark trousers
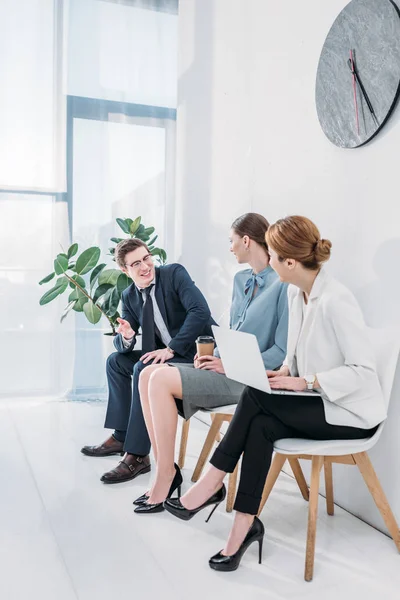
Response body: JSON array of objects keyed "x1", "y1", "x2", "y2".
[{"x1": 104, "y1": 351, "x2": 191, "y2": 455}]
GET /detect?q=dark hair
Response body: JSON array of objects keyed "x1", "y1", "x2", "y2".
[
  {"x1": 266, "y1": 215, "x2": 332, "y2": 270},
  {"x1": 115, "y1": 238, "x2": 149, "y2": 268},
  {"x1": 231, "y1": 213, "x2": 270, "y2": 255}
]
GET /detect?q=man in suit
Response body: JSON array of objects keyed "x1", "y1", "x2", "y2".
[{"x1": 81, "y1": 238, "x2": 215, "y2": 483}]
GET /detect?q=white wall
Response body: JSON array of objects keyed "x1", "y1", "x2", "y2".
[{"x1": 176, "y1": 0, "x2": 400, "y2": 533}]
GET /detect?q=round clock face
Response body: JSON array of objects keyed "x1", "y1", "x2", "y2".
[{"x1": 316, "y1": 0, "x2": 400, "y2": 148}]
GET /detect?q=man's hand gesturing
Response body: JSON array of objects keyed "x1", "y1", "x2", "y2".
[{"x1": 116, "y1": 318, "x2": 135, "y2": 339}]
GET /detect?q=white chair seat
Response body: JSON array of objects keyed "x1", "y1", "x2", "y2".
[
  {"x1": 200, "y1": 404, "x2": 237, "y2": 415},
  {"x1": 274, "y1": 428, "x2": 381, "y2": 456}
]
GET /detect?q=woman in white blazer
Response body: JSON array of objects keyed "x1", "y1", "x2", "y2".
[{"x1": 163, "y1": 215, "x2": 385, "y2": 572}]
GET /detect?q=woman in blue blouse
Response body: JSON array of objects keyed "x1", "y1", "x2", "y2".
[{"x1": 133, "y1": 213, "x2": 288, "y2": 514}]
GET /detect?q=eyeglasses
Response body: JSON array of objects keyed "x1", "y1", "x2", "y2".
[{"x1": 125, "y1": 254, "x2": 154, "y2": 270}]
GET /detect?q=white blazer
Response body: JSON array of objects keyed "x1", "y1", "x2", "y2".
[{"x1": 283, "y1": 268, "x2": 386, "y2": 429}]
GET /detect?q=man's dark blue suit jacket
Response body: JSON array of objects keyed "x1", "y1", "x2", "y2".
[{"x1": 113, "y1": 264, "x2": 216, "y2": 360}]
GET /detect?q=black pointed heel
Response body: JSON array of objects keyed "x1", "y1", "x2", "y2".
[
  {"x1": 209, "y1": 517, "x2": 265, "y2": 572},
  {"x1": 163, "y1": 484, "x2": 226, "y2": 522},
  {"x1": 134, "y1": 464, "x2": 183, "y2": 515},
  {"x1": 133, "y1": 463, "x2": 182, "y2": 506},
  {"x1": 133, "y1": 492, "x2": 149, "y2": 506}
]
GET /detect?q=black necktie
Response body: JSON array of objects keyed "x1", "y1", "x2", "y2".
[{"x1": 141, "y1": 285, "x2": 156, "y2": 353}]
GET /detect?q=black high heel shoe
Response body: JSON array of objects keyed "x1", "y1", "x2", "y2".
[
  {"x1": 209, "y1": 517, "x2": 265, "y2": 572},
  {"x1": 134, "y1": 464, "x2": 183, "y2": 515},
  {"x1": 163, "y1": 484, "x2": 226, "y2": 522},
  {"x1": 133, "y1": 463, "x2": 181, "y2": 506}
]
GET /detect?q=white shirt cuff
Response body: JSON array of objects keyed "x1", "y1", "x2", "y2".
[{"x1": 122, "y1": 335, "x2": 134, "y2": 348}]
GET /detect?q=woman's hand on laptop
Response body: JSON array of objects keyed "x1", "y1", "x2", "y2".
[
  {"x1": 269, "y1": 376, "x2": 307, "y2": 392},
  {"x1": 196, "y1": 356, "x2": 225, "y2": 374},
  {"x1": 266, "y1": 366, "x2": 290, "y2": 378}
]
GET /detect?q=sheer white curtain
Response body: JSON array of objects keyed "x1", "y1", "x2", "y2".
[
  {"x1": 0, "y1": 0, "x2": 70, "y2": 399},
  {"x1": 0, "y1": 194, "x2": 73, "y2": 397},
  {"x1": 0, "y1": 0, "x2": 66, "y2": 192},
  {"x1": 0, "y1": 0, "x2": 178, "y2": 399}
]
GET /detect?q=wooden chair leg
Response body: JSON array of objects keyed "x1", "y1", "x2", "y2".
[
  {"x1": 178, "y1": 419, "x2": 190, "y2": 469},
  {"x1": 226, "y1": 462, "x2": 239, "y2": 512},
  {"x1": 324, "y1": 459, "x2": 334, "y2": 516},
  {"x1": 288, "y1": 457, "x2": 309, "y2": 501},
  {"x1": 304, "y1": 455, "x2": 324, "y2": 582},
  {"x1": 191, "y1": 414, "x2": 224, "y2": 482},
  {"x1": 353, "y1": 451, "x2": 400, "y2": 551},
  {"x1": 257, "y1": 453, "x2": 287, "y2": 516},
  {"x1": 211, "y1": 413, "x2": 222, "y2": 442}
]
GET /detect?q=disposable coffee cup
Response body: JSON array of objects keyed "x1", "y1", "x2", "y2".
[{"x1": 196, "y1": 335, "x2": 215, "y2": 357}]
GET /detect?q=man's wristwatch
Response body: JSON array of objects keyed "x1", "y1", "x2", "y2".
[
  {"x1": 304, "y1": 374, "x2": 316, "y2": 390},
  {"x1": 166, "y1": 346, "x2": 175, "y2": 355}
]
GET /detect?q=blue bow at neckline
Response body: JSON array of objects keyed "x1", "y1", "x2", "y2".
[{"x1": 244, "y1": 274, "x2": 265, "y2": 294}]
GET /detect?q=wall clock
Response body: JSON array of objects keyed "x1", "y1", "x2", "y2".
[{"x1": 315, "y1": 0, "x2": 400, "y2": 148}]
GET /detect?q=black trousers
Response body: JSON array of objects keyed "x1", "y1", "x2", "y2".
[
  {"x1": 210, "y1": 386, "x2": 377, "y2": 515},
  {"x1": 104, "y1": 351, "x2": 191, "y2": 456}
]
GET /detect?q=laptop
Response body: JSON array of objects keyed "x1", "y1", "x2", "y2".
[{"x1": 212, "y1": 326, "x2": 321, "y2": 397}]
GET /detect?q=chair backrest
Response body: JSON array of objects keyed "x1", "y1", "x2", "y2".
[{"x1": 367, "y1": 327, "x2": 400, "y2": 409}]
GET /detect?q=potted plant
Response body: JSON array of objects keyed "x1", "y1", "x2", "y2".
[{"x1": 38, "y1": 216, "x2": 167, "y2": 335}]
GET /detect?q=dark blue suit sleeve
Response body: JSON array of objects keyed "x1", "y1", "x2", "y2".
[
  {"x1": 113, "y1": 292, "x2": 141, "y2": 354},
  {"x1": 167, "y1": 265, "x2": 211, "y2": 357}
]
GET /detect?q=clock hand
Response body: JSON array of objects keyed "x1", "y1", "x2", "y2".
[
  {"x1": 349, "y1": 50, "x2": 359, "y2": 135},
  {"x1": 347, "y1": 56, "x2": 379, "y2": 127}
]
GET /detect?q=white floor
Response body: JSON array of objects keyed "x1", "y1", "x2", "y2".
[{"x1": 1, "y1": 398, "x2": 399, "y2": 600}]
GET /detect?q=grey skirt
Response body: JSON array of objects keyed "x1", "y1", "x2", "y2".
[{"x1": 172, "y1": 363, "x2": 245, "y2": 420}]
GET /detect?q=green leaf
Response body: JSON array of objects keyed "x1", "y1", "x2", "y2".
[
  {"x1": 68, "y1": 287, "x2": 88, "y2": 311},
  {"x1": 160, "y1": 249, "x2": 167, "y2": 262},
  {"x1": 75, "y1": 247, "x2": 101, "y2": 275},
  {"x1": 125, "y1": 218, "x2": 133, "y2": 230},
  {"x1": 69, "y1": 274, "x2": 86, "y2": 289},
  {"x1": 107, "y1": 310, "x2": 120, "y2": 323},
  {"x1": 110, "y1": 238, "x2": 124, "y2": 244},
  {"x1": 67, "y1": 243, "x2": 78, "y2": 259},
  {"x1": 93, "y1": 283, "x2": 114, "y2": 302},
  {"x1": 39, "y1": 277, "x2": 68, "y2": 305},
  {"x1": 147, "y1": 235, "x2": 158, "y2": 247},
  {"x1": 39, "y1": 272, "x2": 55, "y2": 285},
  {"x1": 143, "y1": 227, "x2": 155, "y2": 237},
  {"x1": 151, "y1": 247, "x2": 162, "y2": 256},
  {"x1": 116, "y1": 218, "x2": 131, "y2": 234},
  {"x1": 130, "y1": 216, "x2": 141, "y2": 235},
  {"x1": 98, "y1": 268, "x2": 121, "y2": 286},
  {"x1": 69, "y1": 288, "x2": 82, "y2": 301},
  {"x1": 60, "y1": 300, "x2": 76, "y2": 323},
  {"x1": 72, "y1": 297, "x2": 88, "y2": 312},
  {"x1": 98, "y1": 287, "x2": 113, "y2": 309},
  {"x1": 54, "y1": 254, "x2": 69, "y2": 275},
  {"x1": 108, "y1": 287, "x2": 120, "y2": 315},
  {"x1": 89, "y1": 262, "x2": 107, "y2": 291},
  {"x1": 135, "y1": 224, "x2": 145, "y2": 238},
  {"x1": 117, "y1": 272, "x2": 131, "y2": 294},
  {"x1": 83, "y1": 301, "x2": 102, "y2": 324},
  {"x1": 57, "y1": 276, "x2": 68, "y2": 287},
  {"x1": 68, "y1": 262, "x2": 76, "y2": 271}
]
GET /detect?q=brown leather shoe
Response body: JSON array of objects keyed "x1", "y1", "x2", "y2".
[
  {"x1": 81, "y1": 435, "x2": 124, "y2": 457},
  {"x1": 100, "y1": 453, "x2": 151, "y2": 484}
]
